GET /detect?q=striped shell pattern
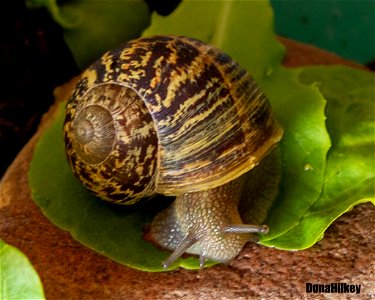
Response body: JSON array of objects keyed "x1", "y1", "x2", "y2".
[{"x1": 63, "y1": 36, "x2": 283, "y2": 205}]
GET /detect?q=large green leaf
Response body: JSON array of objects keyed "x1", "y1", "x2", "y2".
[
  {"x1": 28, "y1": 0, "x2": 374, "y2": 271},
  {"x1": 0, "y1": 240, "x2": 45, "y2": 300},
  {"x1": 262, "y1": 66, "x2": 375, "y2": 248}
]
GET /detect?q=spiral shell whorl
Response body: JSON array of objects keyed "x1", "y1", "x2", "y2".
[
  {"x1": 64, "y1": 83, "x2": 158, "y2": 204},
  {"x1": 71, "y1": 105, "x2": 115, "y2": 164}
]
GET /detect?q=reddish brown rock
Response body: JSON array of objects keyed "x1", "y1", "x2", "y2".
[{"x1": 1, "y1": 39, "x2": 374, "y2": 299}]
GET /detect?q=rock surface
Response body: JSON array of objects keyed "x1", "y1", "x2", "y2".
[{"x1": 1, "y1": 38, "x2": 374, "y2": 299}]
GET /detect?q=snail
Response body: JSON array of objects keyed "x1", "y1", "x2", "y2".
[{"x1": 63, "y1": 35, "x2": 283, "y2": 268}]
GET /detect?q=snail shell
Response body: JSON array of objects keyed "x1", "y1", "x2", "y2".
[{"x1": 63, "y1": 35, "x2": 283, "y2": 267}]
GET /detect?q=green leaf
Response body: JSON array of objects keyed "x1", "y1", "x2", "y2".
[
  {"x1": 262, "y1": 66, "x2": 375, "y2": 249},
  {"x1": 27, "y1": 0, "x2": 150, "y2": 68},
  {"x1": 0, "y1": 240, "x2": 45, "y2": 300},
  {"x1": 258, "y1": 67, "x2": 330, "y2": 242}
]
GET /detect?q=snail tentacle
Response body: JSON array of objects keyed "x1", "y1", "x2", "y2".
[
  {"x1": 222, "y1": 224, "x2": 269, "y2": 234},
  {"x1": 162, "y1": 233, "x2": 200, "y2": 269},
  {"x1": 199, "y1": 255, "x2": 206, "y2": 268}
]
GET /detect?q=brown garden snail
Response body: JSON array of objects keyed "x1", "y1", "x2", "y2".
[{"x1": 63, "y1": 35, "x2": 283, "y2": 268}]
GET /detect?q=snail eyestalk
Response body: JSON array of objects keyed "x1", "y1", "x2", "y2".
[
  {"x1": 162, "y1": 234, "x2": 200, "y2": 269},
  {"x1": 222, "y1": 224, "x2": 269, "y2": 234}
]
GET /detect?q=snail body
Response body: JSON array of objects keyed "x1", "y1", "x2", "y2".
[{"x1": 64, "y1": 36, "x2": 283, "y2": 268}]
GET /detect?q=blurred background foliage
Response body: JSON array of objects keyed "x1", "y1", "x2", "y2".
[{"x1": 271, "y1": 0, "x2": 374, "y2": 65}]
